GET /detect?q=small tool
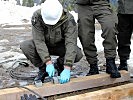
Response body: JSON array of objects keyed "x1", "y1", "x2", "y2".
[
  {"x1": 34, "y1": 80, "x2": 42, "y2": 87},
  {"x1": 52, "y1": 76, "x2": 60, "y2": 84}
]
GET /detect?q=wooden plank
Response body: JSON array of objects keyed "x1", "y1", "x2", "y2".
[
  {"x1": 57, "y1": 83, "x2": 133, "y2": 100},
  {"x1": 0, "y1": 70, "x2": 130, "y2": 100}
]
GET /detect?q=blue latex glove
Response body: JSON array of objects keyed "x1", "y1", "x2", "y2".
[
  {"x1": 60, "y1": 68, "x2": 70, "y2": 84},
  {"x1": 46, "y1": 64, "x2": 55, "y2": 77}
]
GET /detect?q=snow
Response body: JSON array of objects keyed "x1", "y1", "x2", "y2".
[
  {"x1": 0, "y1": 1, "x2": 133, "y2": 76},
  {"x1": 0, "y1": 1, "x2": 40, "y2": 25},
  {"x1": 0, "y1": 39, "x2": 9, "y2": 43},
  {"x1": 3, "y1": 27, "x2": 25, "y2": 30}
]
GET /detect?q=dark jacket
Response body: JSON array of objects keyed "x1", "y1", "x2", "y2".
[
  {"x1": 118, "y1": 0, "x2": 133, "y2": 14},
  {"x1": 31, "y1": 9, "x2": 77, "y2": 66}
]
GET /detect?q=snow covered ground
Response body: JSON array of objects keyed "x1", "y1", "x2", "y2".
[{"x1": 0, "y1": 1, "x2": 133, "y2": 76}]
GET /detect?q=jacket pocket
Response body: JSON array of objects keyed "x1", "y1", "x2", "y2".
[
  {"x1": 76, "y1": 0, "x2": 90, "y2": 4},
  {"x1": 55, "y1": 28, "x2": 62, "y2": 43}
]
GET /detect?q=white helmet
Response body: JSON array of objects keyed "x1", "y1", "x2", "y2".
[{"x1": 41, "y1": 0, "x2": 63, "y2": 25}]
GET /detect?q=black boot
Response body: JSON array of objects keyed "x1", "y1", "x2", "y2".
[
  {"x1": 87, "y1": 63, "x2": 99, "y2": 75},
  {"x1": 118, "y1": 60, "x2": 128, "y2": 71},
  {"x1": 106, "y1": 58, "x2": 121, "y2": 78},
  {"x1": 34, "y1": 67, "x2": 48, "y2": 83}
]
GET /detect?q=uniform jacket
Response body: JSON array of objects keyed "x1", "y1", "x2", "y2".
[
  {"x1": 118, "y1": 0, "x2": 133, "y2": 14},
  {"x1": 31, "y1": 9, "x2": 77, "y2": 67}
]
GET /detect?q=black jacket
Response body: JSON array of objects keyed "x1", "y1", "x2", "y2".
[{"x1": 118, "y1": 0, "x2": 133, "y2": 14}]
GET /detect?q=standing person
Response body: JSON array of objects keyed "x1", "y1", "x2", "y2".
[
  {"x1": 117, "y1": 0, "x2": 133, "y2": 71},
  {"x1": 20, "y1": 0, "x2": 83, "y2": 84},
  {"x1": 76, "y1": 0, "x2": 121, "y2": 78}
]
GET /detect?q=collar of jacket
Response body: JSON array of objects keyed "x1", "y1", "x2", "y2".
[{"x1": 51, "y1": 9, "x2": 68, "y2": 30}]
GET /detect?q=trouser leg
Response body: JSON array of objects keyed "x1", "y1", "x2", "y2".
[
  {"x1": 20, "y1": 39, "x2": 44, "y2": 68},
  {"x1": 117, "y1": 14, "x2": 133, "y2": 71},
  {"x1": 95, "y1": 5, "x2": 117, "y2": 58},
  {"x1": 20, "y1": 39, "x2": 47, "y2": 82},
  {"x1": 77, "y1": 5, "x2": 98, "y2": 64},
  {"x1": 117, "y1": 14, "x2": 133, "y2": 60},
  {"x1": 77, "y1": 4, "x2": 99, "y2": 75},
  {"x1": 94, "y1": 5, "x2": 121, "y2": 78}
]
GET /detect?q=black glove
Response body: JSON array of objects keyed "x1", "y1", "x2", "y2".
[{"x1": 21, "y1": 94, "x2": 37, "y2": 100}]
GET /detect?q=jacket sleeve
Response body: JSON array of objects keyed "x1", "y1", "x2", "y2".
[
  {"x1": 31, "y1": 11, "x2": 51, "y2": 63},
  {"x1": 76, "y1": 0, "x2": 90, "y2": 5},
  {"x1": 63, "y1": 14, "x2": 78, "y2": 67}
]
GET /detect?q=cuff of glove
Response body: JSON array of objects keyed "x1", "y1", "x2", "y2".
[
  {"x1": 44, "y1": 56, "x2": 51, "y2": 63},
  {"x1": 46, "y1": 60, "x2": 53, "y2": 65},
  {"x1": 64, "y1": 65, "x2": 71, "y2": 70},
  {"x1": 64, "y1": 60, "x2": 73, "y2": 67}
]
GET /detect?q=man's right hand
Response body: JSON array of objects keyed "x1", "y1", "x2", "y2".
[{"x1": 46, "y1": 61, "x2": 55, "y2": 77}]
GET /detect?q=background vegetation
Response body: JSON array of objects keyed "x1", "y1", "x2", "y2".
[{"x1": 21, "y1": 0, "x2": 117, "y2": 13}]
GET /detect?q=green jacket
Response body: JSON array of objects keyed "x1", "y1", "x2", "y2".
[
  {"x1": 118, "y1": 0, "x2": 133, "y2": 14},
  {"x1": 31, "y1": 9, "x2": 77, "y2": 67}
]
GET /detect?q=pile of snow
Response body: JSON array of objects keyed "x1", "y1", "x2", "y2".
[{"x1": 0, "y1": 1, "x2": 40, "y2": 25}]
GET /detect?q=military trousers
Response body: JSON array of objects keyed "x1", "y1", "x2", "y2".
[
  {"x1": 77, "y1": 3, "x2": 117, "y2": 64},
  {"x1": 20, "y1": 40, "x2": 83, "y2": 70},
  {"x1": 117, "y1": 14, "x2": 133, "y2": 60}
]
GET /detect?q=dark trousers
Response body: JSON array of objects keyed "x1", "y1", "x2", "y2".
[
  {"x1": 117, "y1": 14, "x2": 133, "y2": 60},
  {"x1": 20, "y1": 40, "x2": 83, "y2": 71}
]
